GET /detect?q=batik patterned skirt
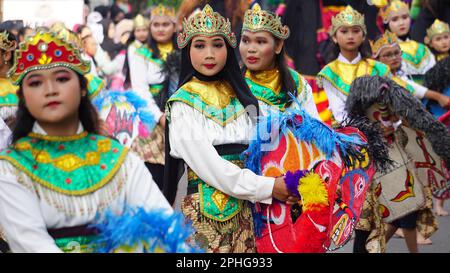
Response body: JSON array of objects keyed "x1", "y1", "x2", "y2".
[{"x1": 181, "y1": 192, "x2": 256, "y2": 253}]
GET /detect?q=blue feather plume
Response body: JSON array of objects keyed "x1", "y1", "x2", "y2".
[{"x1": 89, "y1": 206, "x2": 204, "y2": 253}]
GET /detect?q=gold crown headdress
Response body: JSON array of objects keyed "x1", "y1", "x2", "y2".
[
  {"x1": 133, "y1": 14, "x2": 150, "y2": 29},
  {"x1": 151, "y1": 4, "x2": 176, "y2": 21},
  {"x1": 0, "y1": 30, "x2": 17, "y2": 51},
  {"x1": 370, "y1": 31, "x2": 399, "y2": 57},
  {"x1": 177, "y1": 4, "x2": 236, "y2": 48},
  {"x1": 380, "y1": 0, "x2": 409, "y2": 23},
  {"x1": 330, "y1": 6, "x2": 367, "y2": 36},
  {"x1": 241, "y1": 3, "x2": 290, "y2": 40},
  {"x1": 425, "y1": 19, "x2": 450, "y2": 44},
  {"x1": 8, "y1": 29, "x2": 91, "y2": 85},
  {"x1": 50, "y1": 23, "x2": 82, "y2": 49},
  {"x1": 367, "y1": 0, "x2": 389, "y2": 8}
]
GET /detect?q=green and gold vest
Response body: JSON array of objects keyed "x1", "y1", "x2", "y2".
[
  {"x1": 245, "y1": 68, "x2": 304, "y2": 111},
  {"x1": 166, "y1": 77, "x2": 246, "y2": 126},
  {"x1": 166, "y1": 77, "x2": 247, "y2": 222},
  {"x1": 317, "y1": 58, "x2": 390, "y2": 96},
  {"x1": 399, "y1": 40, "x2": 432, "y2": 69},
  {"x1": 134, "y1": 42, "x2": 164, "y2": 96},
  {"x1": 0, "y1": 132, "x2": 128, "y2": 252},
  {"x1": 0, "y1": 78, "x2": 18, "y2": 120}
]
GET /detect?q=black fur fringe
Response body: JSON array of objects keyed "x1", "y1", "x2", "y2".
[
  {"x1": 345, "y1": 76, "x2": 450, "y2": 169},
  {"x1": 156, "y1": 50, "x2": 182, "y2": 110},
  {"x1": 339, "y1": 116, "x2": 394, "y2": 173},
  {"x1": 424, "y1": 56, "x2": 450, "y2": 93}
]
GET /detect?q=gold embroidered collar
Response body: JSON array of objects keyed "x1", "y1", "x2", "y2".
[
  {"x1": 180, "y1": 77, "x2": 236, "y2": 109},
  {"x1": 245, "y1": 68, "x2": 281, "y2": 95},
  {"x1": 157, "y1": 42, "x2": 174, "y2": 61},
  {"x1": 0, "y1": 77, "x2": 18, "y2": 97}
]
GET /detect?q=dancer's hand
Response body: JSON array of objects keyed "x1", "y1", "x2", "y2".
[
  {"x1": 381, "y1": 124, "x2": 395, "y2": 137},
  {"x1": 437, "y1": 94, "x2": 450, "y2": 109},
  {"x1": 272, "y1": 176, "x2": 290, "y2": 202},
  {"x1": 159, "y1": 114, "x2": 166, "y2": 128},
  {"x1": 99, "y1": 120, "x2": 109, "y2": 136},
  {"x1": 272, "y1": 177, "x2": 301, "y2": 205}
]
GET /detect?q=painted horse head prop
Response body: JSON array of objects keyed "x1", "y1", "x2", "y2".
[
  {"x1": 244, "y1": 105, "x2": 389, "y2": 252},
  {"x1": 92, "y1": 90, "x2": 157, "y2": 147}
]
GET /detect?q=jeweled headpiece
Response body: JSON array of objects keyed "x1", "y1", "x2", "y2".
[
  {"x1": 133, "y1": 14, "x2": 150, "y2": 29},
  {"x1": 150, "y1": 4, "x2": 176, "y2": 22},
  {"x1": 50, "y1": 23, "x2": 82, "y2": 49},
  {"x1": 425, "y1": 19, "x2": 450, "y2": 44},
  {"x1": 380, "y1": 0, "x2": 409, "y2": 24},
  {"x1": 242, "y1": 3, "x2": 290, "y2": 40},
  {"x1": 177, "y1": 4, "x2": 236, "y2": 48},
  {"x1": 330, "y1": 6, "x2": 367, "y2": 36},
  {"x1": 0, "y1": 30, "x2": 17, "y2": 51},
  {"x1": 367, "y1": 0, "x2": 388, "y2": 8},
  {"x1": 370, "y1": 31, "x2": 399, "y2": 58},
  {"x1": 8, "y1": 29, "x2": 91, "y2": 86}
]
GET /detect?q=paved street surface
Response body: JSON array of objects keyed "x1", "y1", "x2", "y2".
[{"x1": 334, "y1": 201, "x2": 450, "y2": 253}]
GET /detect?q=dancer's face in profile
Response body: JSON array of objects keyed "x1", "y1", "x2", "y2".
[
  {"x1": 430, "y1": 32, "x2": 450, "y2": 54},
  {"x1": 333, "y1": 26, "x2": 365, "y2": 52},
  {"x1": 190, "y1": 35, "x2": 227, "y2": 77},
  {"x1": 388, "y1": 10, "x2": 411, "y2": 37},
  {"x1": 378, "y1": 45, "x2": 403, "y2": 71},
  {"x1": 21, "y1": 67, "x2": 84, "y2": 126},
  {"x1": 239, "y1": 30, "x2": 283, "y2": 71},
  {"x1": 150, "y1": 16, "x2": 175, "y2": 44}
]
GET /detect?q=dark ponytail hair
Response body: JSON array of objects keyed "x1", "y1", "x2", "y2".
[
  {"x1": 276, "y1": 47, "x2": 297, "y2": 107},
  {"x1": 12, "y1": 73, "x2": 100, "y2": 143}
]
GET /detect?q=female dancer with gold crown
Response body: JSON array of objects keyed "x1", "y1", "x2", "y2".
[
  {"x1": 380, "y1": 0, "x2": 436, "y2": 77},
  {"x1": 425, "y1": 19, "x2": 450, "y2": 62},
  {"x1": 164, "y1": 5, "x2": 298, "y2": 253},
  {"x1": 317, "y1": 6, "x2": 391, "y2": 253},
  {"x1": 0, "y1": 28, "x2": 17, "y2": 253},
  {"x1": 239, "y1": 3, "x2": 319, "y2": 118},
  {"x1": 122, "y1": 14, "x2": 169, "y2": 188},
  {"x1": 0, "y1": 29, "x2": 198, "y2": 253},
  {"x1": 0, "y1": 30, "x2": 17, "y2": 148}
]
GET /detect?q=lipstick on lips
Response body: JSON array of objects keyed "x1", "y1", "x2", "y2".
[
  {"x1": 46, "y1": 101, "x2": 61, "y2": 108},
  {"x1": 247, "y1": 56, "x2": 259, "y2": 64},
  {"x1": 203, "y1": 63, "x2": 216, "y2": 69}
]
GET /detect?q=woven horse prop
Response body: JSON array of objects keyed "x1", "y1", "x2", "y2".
[
  {"x1": 347, "y1": 76, "x2": 450, "y2": 206},
  {"x1": 92, "y1": 90, "x2": 157, "y2": 148},
  {"x1": 244, "y1": 108, "x2": 383, "y2": 252}
]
